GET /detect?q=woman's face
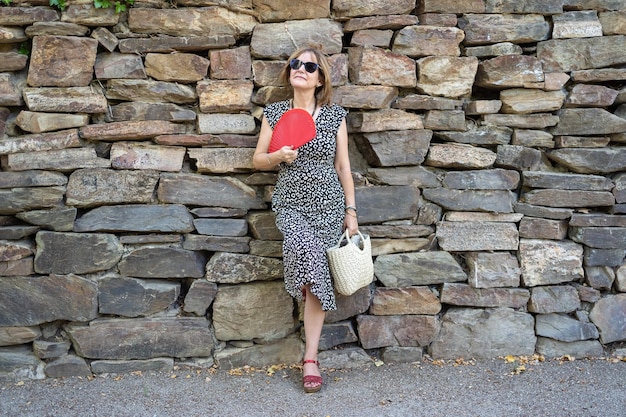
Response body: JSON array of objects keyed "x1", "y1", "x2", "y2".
[{"x1": 289, "y1": 51, "x2": 321, "y2": 91}]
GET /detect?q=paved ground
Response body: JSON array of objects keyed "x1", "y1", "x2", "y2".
[{"x1": 1, "y1": 356, "x2": 625, "y2": 417}]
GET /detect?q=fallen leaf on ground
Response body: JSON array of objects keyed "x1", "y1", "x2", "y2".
[{"x1": 512, "y1": 365, "x2": 526, "y2": 375}]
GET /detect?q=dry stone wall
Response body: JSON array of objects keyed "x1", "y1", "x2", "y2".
[{"x1": 1, "y1": 0, "x2": 625, "y2": 380}]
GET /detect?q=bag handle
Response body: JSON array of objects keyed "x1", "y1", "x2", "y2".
[{"x1": 340, "y1": 229, "x2": 367, "y2": 251}]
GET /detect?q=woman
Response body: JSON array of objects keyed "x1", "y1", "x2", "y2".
[{"x1": 253, "y1": 47, "x2": 358, "y2": 393}]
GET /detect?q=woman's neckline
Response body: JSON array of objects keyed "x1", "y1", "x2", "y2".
[{"x1": 289, "y1": 98, "x2": 319, "y2": 120}]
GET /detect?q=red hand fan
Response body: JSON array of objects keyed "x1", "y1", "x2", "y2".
[{"x1": 268, "y1": 108, "x2": 317, "y2": 153}]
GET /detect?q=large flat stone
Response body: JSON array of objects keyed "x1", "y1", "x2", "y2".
[
  {"x1": 429, "y1": 307, "x2": 536, "y2": 359},
  {"x1": 537, "y1": 35, "x2": 626, "y2": 72},
  {"x1": 95, "y1": 52, "x2": 146, "y2": 80},
  {"x1": 547, "y1": 147, "x2": 626, "y2": 174},
  {"x1": 416, "y1": 56, "x2": 478, "y2": 98},
  {"x1": 319, "y1": 321, "x2": 359, "y2": 351},
  {"x1": 443, "y1": 169, "x2": 520, "y2": 190},
  {"x1": 356, "y1": 314, "x2": 441, "y2": 349},
  {"x1": 535, "y1": 313, "x2": 599, "y2": 342},
  {"x1": 523, "y1": 171, "x2": 615, "y2": 191},
  {"x1": 4, "y1": 148, "x2": 110, "y2": 172},
  {"x1": 536, "y1": 337, "x2": 604, "y2": 359},
  {"x1": 521, "y1": 189, "x2": 615, "y2": 208},
  {"x1": 66, "y1": 169, "x2": 159, "y2": 208},
  {"x1": 354, "y1": 130, "x2": 431, "y2": 167},
  {"x1": 334, "y1": 0, "x2": 415, "y2": 17},
  {"x1": 215, "y1": 335, "x2": 303, "y2": 369},
  {"x1": 375, "y1": 251, "x2": 466, "y2": 287},
  {"x1": 528, "y1": 285, "x2": 581, "y2": 314},
  {"x1": 370, "y1": 286, "x2": 441, "y2": 315},
  {"x1": 27, "y1": 35, "x2": 98, "y2": 87},
  {"x1": 393, "y1": 25, "x2": 464, "y2": 57},
  {"x1": 22, "y1": 86, "x2": 107, "y2": 113},
  {"x1": 476, "y1": 55, "x2": 543, "y2": 89},
  {"x1": 15, "y1": 113, "x2": 88, "y2": 135},
  {"x1": 98, "y1": 275, "x2": 180, "y2": 318},
  {"x1": 197, "y1": 80, "x2": 253, "y2": 112},
  {"x1": 79, "y1": 120, "x2": 187, "y2": 142},
  {"x1": 146, "y1": 52, "x2": 209, "y2": 82},
  {"x1": 440, "y1": 283, "x2": 529, "y2": 309},
  {"x1": 589, "y1": 294, "x2": 626, "y2": 344},
  {"x1": 0, "y1": 187, "x2": 65, "y2": 216},
  {"x1": 349, "y1": 109, "x2": 423, "y2": 132},
  {"x1": 437, "y1": 221, "x2": 519, "y2": 251},
  {"x1": 158, "y1": 173, "x2": 266, "y2": 210},
  {"x1": 425, "y1": 143, "x2": 497, "y2": 169},
  {"x1": 355, "y1": 185, "x2": 419, "y2": 225},
  {"x1": 424, "y1": 189, "x2": 516, "y2": 213},
  {"x1": 118, "y1": 247, "x2": 206, "y2": 279},
  {"x1": 188, "y1": 148, "x2": 255, "y2": 173},
  {"x1": 44, "y1": 354, "x2": 91, "y2": 378},
  {"x1": 205, "y1": 252, "x2": 283, "y2": 283},
  {"x1": 0, "y1": 274, "x2": 97, "y2": 326},
  {"x1": 182, "y1": 280, "x2": 218, "y2": 316},
  {"x1": 74, "y1": 204, "x2": 193, "y2": 233},
  {"x1": 0, "y1": 7, "x2": 59, "y2": 26},
  {"x1": 569, "y1": 227, "x2": 626, "y2": 249},
  {"x1": 196, "y1": 113, "x2": 256, "y2": 134},
  {"x1": 466, "y1": 252, "x2": 521, "y2": 288},
  {"x1": 348, "y1": 47, "x2": 417, "y2": 88},
  {"x1": 105, "y1": 79, "x2": 197, "y2": 104},
  {"x1": 0, "y1": 170, "x2": 67, "y2": 189},
  {"x1": 0, "y1": 326, "x2": 41, "y2": 347},
  {"x1": 34, "y1": 231, "x2": 122, "y2": 275},
  {"x1": 459, "y1": 14, "x2": 550, "y2": 45},
  {"x1": 212, "y1": 281, "x2": 295, "y2": 342},
  {"x1": 118, "y1": 35, "x2": 235, "y2": 53},
  {"x1": 128, "y1": 7, "x2": 255, "y2": 37},
  {"x1": 251, "y1": 19, "x2": 343, "y2": 59},
  {"x1": 66, "y1": 318, "x2": 213, "y2": 360},
  {"x1": 0, "y1": 345, "x2": 45, "y2": 381},
  {"x1": 519, "y1": 239, "x2": 584, "y2": 287},
  {"x1": 108, "y1": 102, "x2": 196, "y2": 122}
]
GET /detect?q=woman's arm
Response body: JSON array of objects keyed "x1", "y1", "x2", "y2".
[
  {"x1": 253, "y1": 116, "x2": 298, "y2": 170},
  {"x1": 334, "y1": 119, "x2": 359, "y2": 234}
]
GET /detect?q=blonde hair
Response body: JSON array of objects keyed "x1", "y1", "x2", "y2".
[{"x1": 279, "y1": 47, "x2": 333, "y2": 106}]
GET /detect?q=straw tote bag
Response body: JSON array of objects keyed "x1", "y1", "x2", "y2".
[{"x1": 327, "y1": 230, "x2": 374, "y2": 296}]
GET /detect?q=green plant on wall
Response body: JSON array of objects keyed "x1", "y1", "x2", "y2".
[
  {"x1": 94, "y1": 0, "x2": 135, "y2": 13},
  {"x1": 1, "y1": 0, "x2": 135, "y2": 13},
  {"x1": 18, "y1": 41, "x2": 29, "y2": 55},
  {"x1": 49, "y1": 0, "x2": 68, "y2": 11}
]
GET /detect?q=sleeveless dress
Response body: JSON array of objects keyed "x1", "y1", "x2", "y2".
[{"x1": 263, "y1": 100, "x2": 349, "y2": 311}]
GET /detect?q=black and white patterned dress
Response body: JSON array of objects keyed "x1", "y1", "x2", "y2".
[{"x1": 264, "y1": 100, "x2": 349, "y2": 311}]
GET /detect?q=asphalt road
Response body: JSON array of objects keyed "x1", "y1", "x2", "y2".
[{"x1": 1, "y1": 356, "x2": 625, "y2": 417}]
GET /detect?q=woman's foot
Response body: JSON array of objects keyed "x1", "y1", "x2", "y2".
[{"x1": 302, "y1": 359, "x2": 322, "y2": 393}]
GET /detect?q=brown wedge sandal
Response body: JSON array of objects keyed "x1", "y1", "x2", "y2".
[{"x1": 302, "y1": 359, "x2": 322, "y2": 393}]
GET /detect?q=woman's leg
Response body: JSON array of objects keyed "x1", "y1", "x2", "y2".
[{"x1": 302, "y1": 284, "x2": 325, "y2": 390}]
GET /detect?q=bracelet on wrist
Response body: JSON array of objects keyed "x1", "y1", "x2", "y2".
[{"x1": 345, "y1": 205, "x2": 357, "y2": 213}]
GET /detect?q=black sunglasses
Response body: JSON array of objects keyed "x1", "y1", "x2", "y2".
[{"x1": 289, "y1": 59, "x2": 319, "y2": 73}]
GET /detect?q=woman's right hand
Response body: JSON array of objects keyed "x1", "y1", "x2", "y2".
[{"x1": 278, "y1": 146, "x2": 298, "y2": 164}]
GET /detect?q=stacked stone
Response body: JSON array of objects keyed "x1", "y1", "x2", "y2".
[{"x1": 0, "y1": 0, "x2": 625, "y2": 380}]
